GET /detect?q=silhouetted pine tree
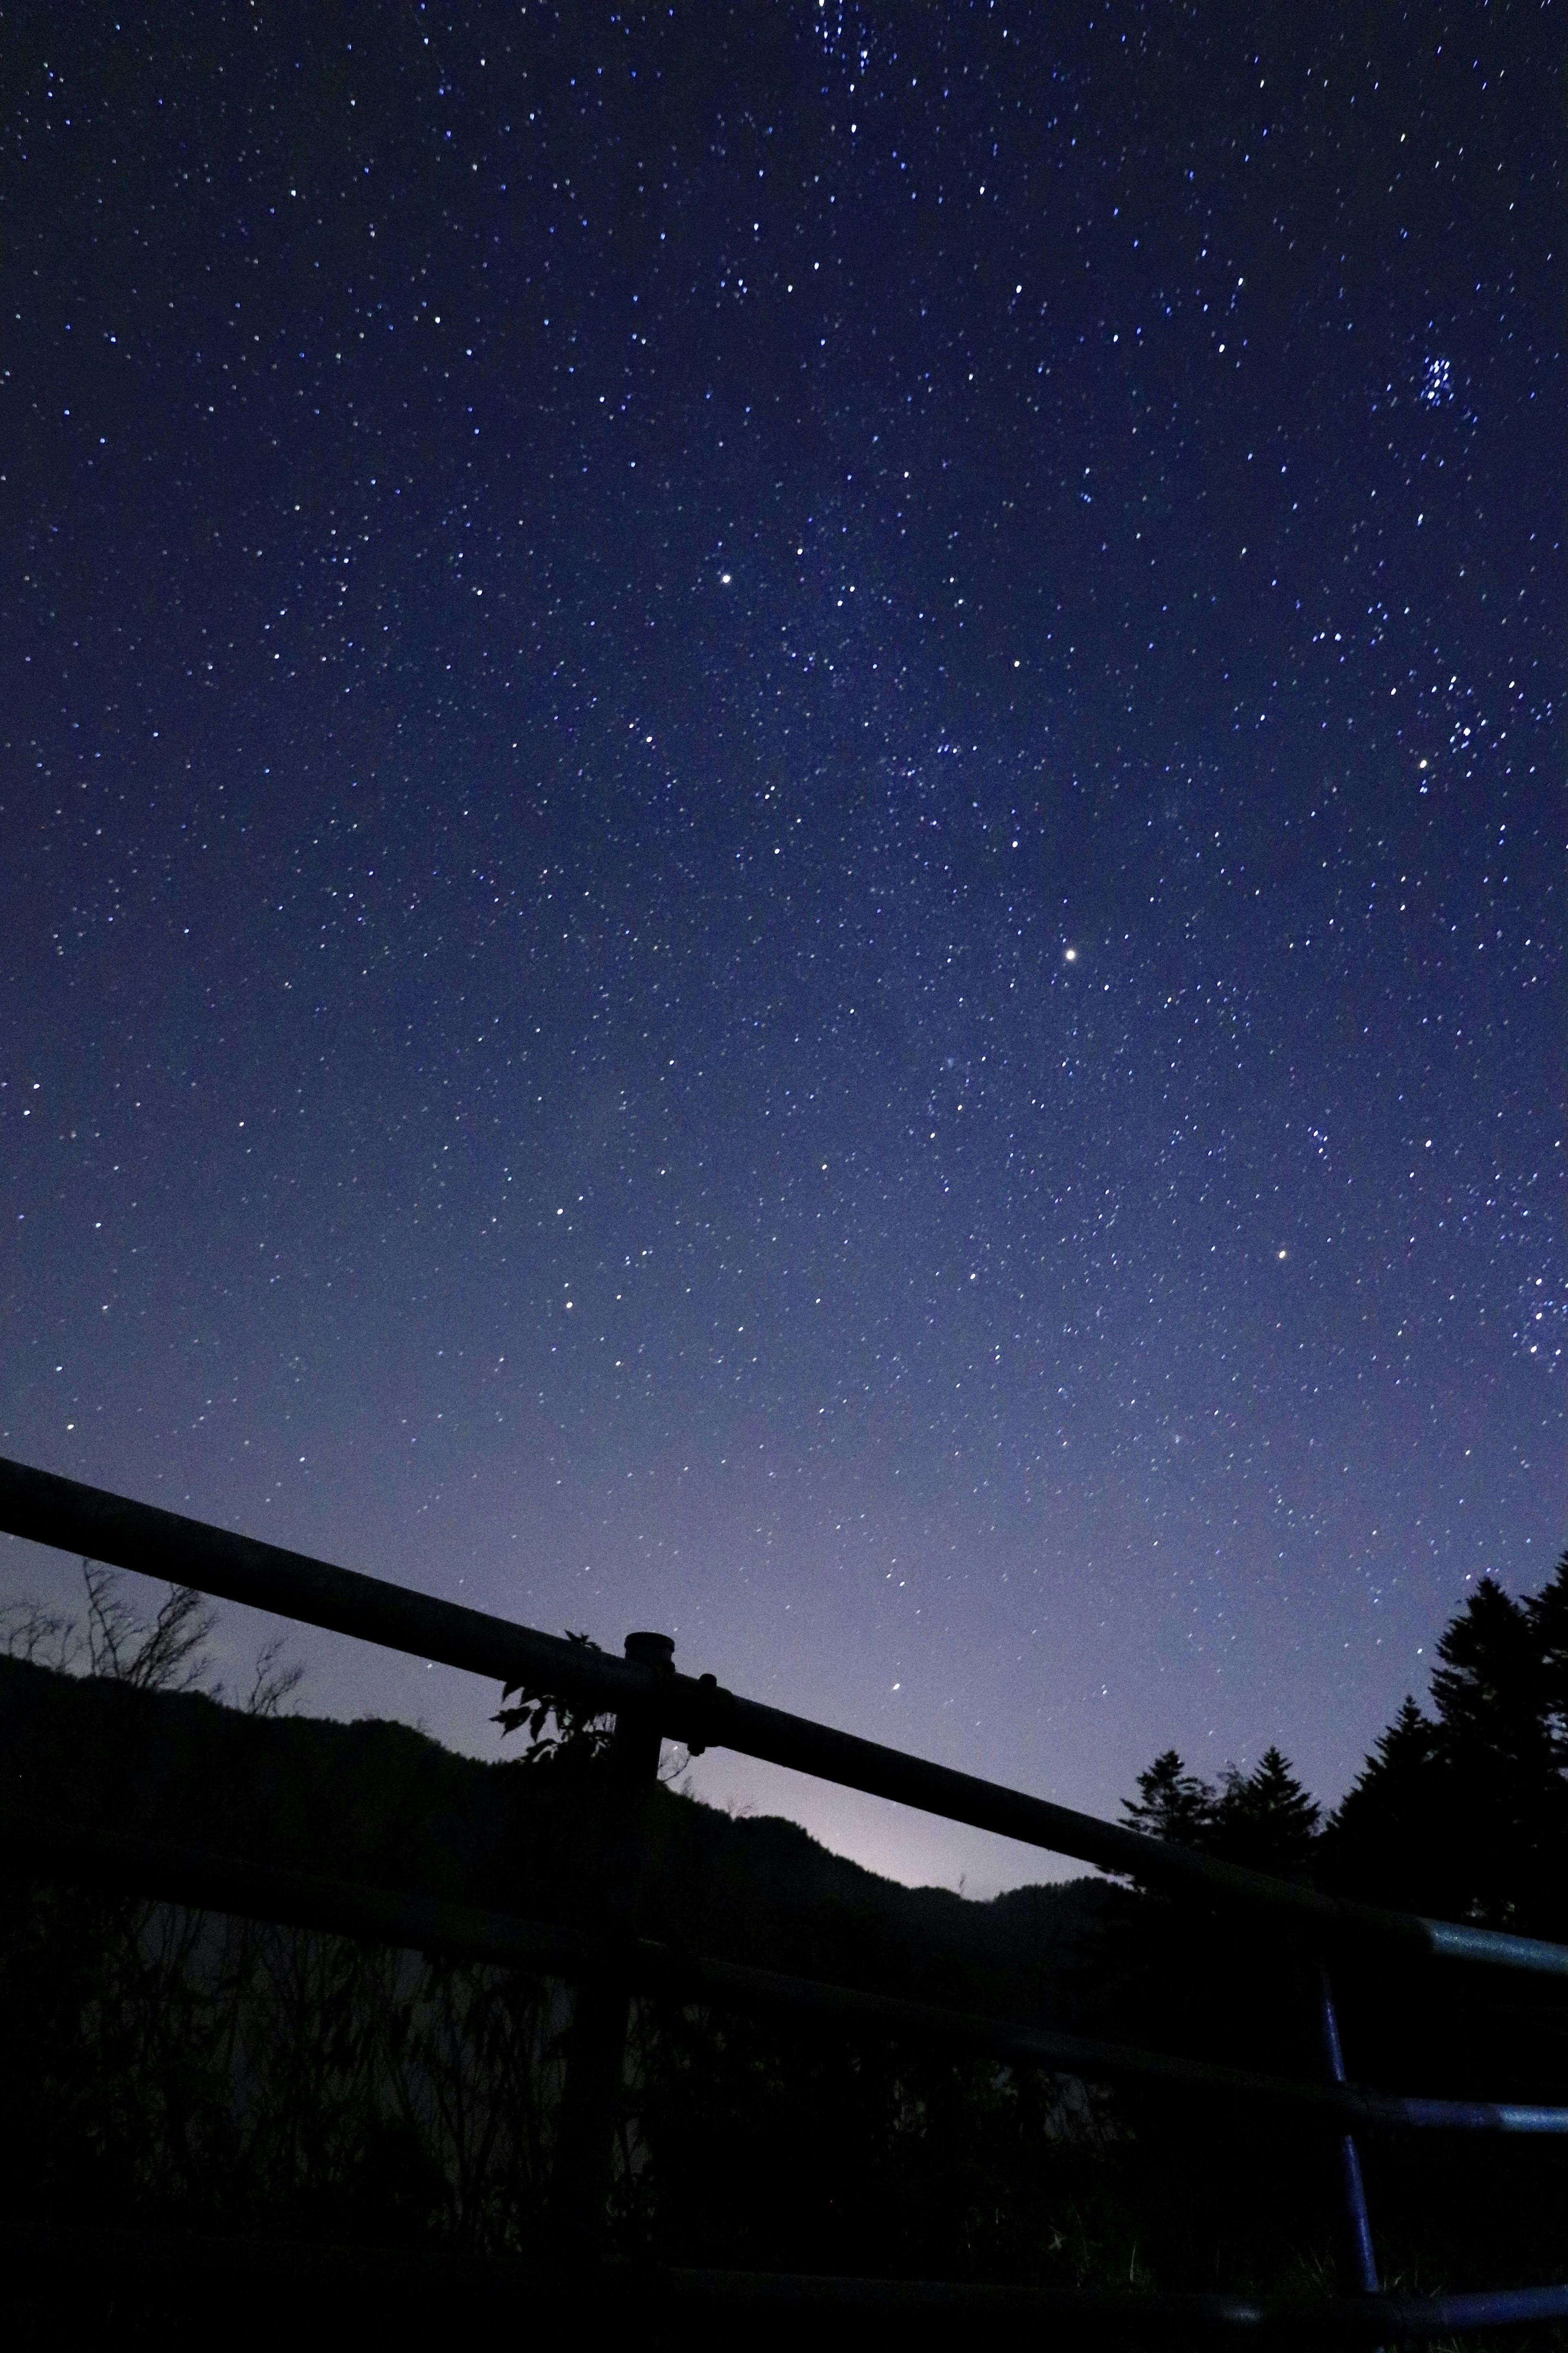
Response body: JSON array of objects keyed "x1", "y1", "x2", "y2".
[
  {"x1": 1323, "y1": 1550, "x2": 1568, "y2": 1934},
  {"x1": 1206, "y1": 1747, "x2": 1320, "y2": 1871},
  {"x1": 1123, "y1": 1747, "x2": 1319, "y2": 1873},
  {"x1": 1535, "y1": 1559, "x2": 1568, "y2": 1749},
  {"x1": 1122, "y1": 1750, "x2": 1218, "y2": 1845},
  {"x1": 1325, "y1": 1698, "x2": 1450, "y2": 1916}
]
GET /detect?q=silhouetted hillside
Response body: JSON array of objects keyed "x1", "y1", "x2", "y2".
[
  {"x1": 0, "y1": 1652, "x2": 1121, "y2": 2024},
  {"x1": 6, "y1": 1650, "x2": 1568, "y2": 2306}
]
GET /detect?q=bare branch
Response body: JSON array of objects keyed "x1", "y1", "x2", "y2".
[
  {"x1": 82, "y1": 1559, "x2": 218, "y2": 1692},
  {"x1": 247, "y1": 1634, "x2": 305, "y2": 1717},
  {"x1": 0, "y1": 1595, "x2": 83, "y2": 1673}
]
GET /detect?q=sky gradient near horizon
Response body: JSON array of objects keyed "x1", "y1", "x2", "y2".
[{"x1": 2, "y1": 3, "x2": 1562, "y2": 1894}]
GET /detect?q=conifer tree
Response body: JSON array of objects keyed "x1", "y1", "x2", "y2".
[
  {"x1": 1124, "y1": 1746, "x2": 1319, "y2": 1871},
  {"x1": 1322, "y1": 1549, "x2": 1568, "y2": 1932},
  {"x1": 1531, "y1": 1550, "x2": 1568, "y2": 1764},
  {"x1": 1122, "y1": 1749, "x2": 1217, "y2": 1845},
  {"x1": 1205, "y1": 1746, "x2": 1320, "y2": 1870}
]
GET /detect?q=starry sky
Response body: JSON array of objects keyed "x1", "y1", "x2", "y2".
[{"x1": 2, "y1": 3, "x2": 1562, "y2": 1894}]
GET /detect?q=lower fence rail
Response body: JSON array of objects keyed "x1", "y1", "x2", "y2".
[
  {"x1": 3, "y1": 1815, "x2": 1565, "y2": 2139},
  {"x1": 6, "y1": 1819, "x2": 1568, "y2": 2345}
]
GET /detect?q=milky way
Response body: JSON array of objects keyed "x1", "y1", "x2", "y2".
[{"x1": 2, "y1": 5, "x2": 1561, "y2": 1891}]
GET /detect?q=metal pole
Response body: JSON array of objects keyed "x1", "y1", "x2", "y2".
[
  {"x1": 1317, "y1": 1964, "x2": 1380, "y2": 2299},
  {"x1": 552, "y1": 1629, "x2": 673, "y2": 2263}
]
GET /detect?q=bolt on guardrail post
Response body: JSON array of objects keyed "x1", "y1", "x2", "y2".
[
  {"x1": 1316, "y1": 1963, "x2": 1380, "y2": 2300},
  {"x1": 553, "y1": 1629, "x2": 673, "y2": 2264}
]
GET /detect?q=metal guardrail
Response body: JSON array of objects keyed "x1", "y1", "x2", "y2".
[
  {"x1": 3, "y1": 1455, "x2": 1563, "y2": 1977},
  {"x1": 2, "y1": 1453, "x2": 1567, "y2": 2337},
  {"x1": 4, "y1": 1817, "x2": 1564, "y2": 2139}
]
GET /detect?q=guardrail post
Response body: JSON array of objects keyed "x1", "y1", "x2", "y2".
[
  {"x1": 553, "y1": 1628, "x2": 673, "y2": 2263},
  {"x1": 1316, "y1": 1963, "x2": 1380, "y2": 2298}
]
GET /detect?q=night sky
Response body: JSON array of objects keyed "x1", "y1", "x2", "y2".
[{"x1": 2, "y1": 4, "x2": 1562, "y2": 1894}]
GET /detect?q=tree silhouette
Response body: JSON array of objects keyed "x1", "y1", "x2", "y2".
[
  {"x1": 1206, "y1": 1747, "x2": 1320, "y2": 1871},
  {"x1": 1123, "y1": 1746, "x2": 1319, "y2": 1872},
  {"x1": 1122, "y1": 1750, "x2": 1218, "y2": 1845},
  {"x1": 1323, "y1": 1550, "x2": 1568, "y2": 1933},
  {"x1": 1127, "y1": 1550, "x2": 1568, "y2": 1923}
]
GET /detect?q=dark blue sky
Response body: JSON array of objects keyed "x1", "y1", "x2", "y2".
[{"x1": 2, "y1": 2, "x2": 1561, "y2": 1891}]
